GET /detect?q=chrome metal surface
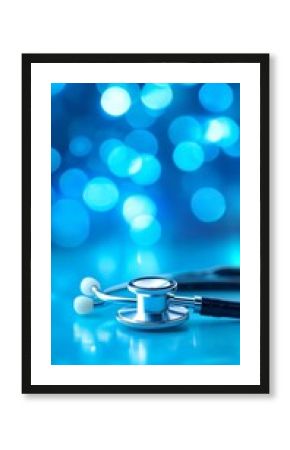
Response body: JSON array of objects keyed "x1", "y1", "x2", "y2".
[
  {"x1": 91, "y1": 285, "x2": 134, "y2": 304},
  {"x1": 117, "y1": 305, "x2": 189, "y2": 330},
  {"x1": 91, "y1": 280, "x2": 204, "y2": 323},
  {"x1": 169, "y1": 294, "x2": 203, "y2": 312},
  {"x1": 128, "y1": 276, "x2": 177, "y2": 295}
]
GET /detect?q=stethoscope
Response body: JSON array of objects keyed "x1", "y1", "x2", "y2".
[{"x1": 73, "y1": 266, "x2": 240, "y2": 330}]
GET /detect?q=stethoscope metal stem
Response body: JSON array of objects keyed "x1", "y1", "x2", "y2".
[
  {"x1": 168, "y1": 294, "x2": 203, "y2": 313},
  {"x1": 93, "y1": 286, "x2": 204, "y2": 313}
]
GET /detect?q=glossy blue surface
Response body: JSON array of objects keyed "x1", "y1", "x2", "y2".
[
  {"x1": 52, "y1": 285, "x2": 239, "y2": 365},
  {"x1": 52, "y1": 243, "x2": 240, "y2": 365},
  {"x1": 51, "y1": 83, "x2": 240, "y2": 365}
]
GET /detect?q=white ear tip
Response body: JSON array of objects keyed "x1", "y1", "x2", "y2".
[
  {"x1": 80, "y1": 277, "x2": 100, "y2": 296},
  {"x1": 73, "y1": 295, "x2": 94, "y2": 315}
]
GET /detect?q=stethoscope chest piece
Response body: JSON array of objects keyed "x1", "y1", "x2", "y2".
[
  {"x1": 75, "y1": 270, "x2": 240, "y2": 330},
  {"x1": 116, "y1": 276, "x2": 189, "y2": 330},
  {"x1": 117, "y1": 306, "x2": 189, "y2": 330}
]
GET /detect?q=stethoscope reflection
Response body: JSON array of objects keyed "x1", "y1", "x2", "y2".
[
  {"x1": 73, "y1": 315, "x2": 238, "y2": 364},
  {"x1": 73, "y1": 323, "x2": 97, "y2": 353},
  {"x1": 73, "y1": 318, "x2": 183, "y2": 363}
]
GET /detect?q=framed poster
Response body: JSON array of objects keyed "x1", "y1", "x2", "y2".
[{"x1": 22, "y1": 53, "x2": 269, "y2": 394}]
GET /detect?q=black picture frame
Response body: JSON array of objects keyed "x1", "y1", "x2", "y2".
[{"x1": 22, "y1": 53, "x2": 269, "y2": 394}]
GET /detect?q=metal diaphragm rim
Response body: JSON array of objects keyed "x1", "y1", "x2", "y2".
[{"x1": 116, "y1": 305, "x2": 189, "y2": 330}]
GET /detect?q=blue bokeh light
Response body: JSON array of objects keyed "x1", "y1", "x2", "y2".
[
  {"x1": 96, "y1": 254, "x2": 117, "y2": 278},
  {"x1": 99, "y1": 138, "x2": 123, "y2": 163},
  {"x1": 205, "y1": 117, "x2": 240, "y2": 148},
  {"x1": 51, "y1": 83, "x2": 66, "y2": 96},
  {"x1": 141, "y1": 84, "x2": 173, "y2": 110},
  {"x1": 136, "y1": 250, "x2": 160, "y2": 274},
  {"x1": 51, "y1": 83, "x2": 241, "y2": 365},
  {"x1": 51, "y1": 147, "x2": 61, "y2": 173},
  {"x1": 59, "y1": 168, "x2": 88, "y2": 198},
  {"x1": 168, "y1": 115, "x2": 202, "y2": 145},
  {"x1": 96, "y1": 83, "x2": 109, "y2": 94},
  {"x1": 173, "y1": 141, "x2": 204, "y2": 172},
  {"x1": 130, "y1": 215, "x2": 161, "y2": 246},
  {"x1": 122, "y1": 195, "x2": 157, "y2": 224},
  {"x1": 107, "y1": 145, "x2": 142, "y2": 178},
  {"x1": 52, "y1": 199, "x2": 90, "y2": 247},
  {"x1": 203, "y1": 144, "x2": 220, "y2": 162},
  {"x1": 69, "y1": 136, "x2": 92, "y2": 157},
  {"x1": 117, "y1": 83, "x2": 140, "y2": 104},
  {"x1": 100, "y1": 86, "x2": 131, "y2": 117},
  {"x1": 125, "y1": 129, "x2": 158, "y2": 155},
  {"x1": 131, "y1": 154, "x2": 161, "y2": 185},
  {"x1": 222, "y1": 143, "x2": 240, "y2": 158},
  {"x1": 125, "y1": 101, "x2": 156, "y2": 128},
  {"x1": 83, "y1": 177, "x2": 119, "y2": 212},
  {"x1": 97, "y1": 83, "x2": 140, "y2": 103},
  {"x1": 191, "y1": 187, "x2": 226, "y2": 222},
  {"x1": 199, "y1": 83, "x2": 233, "y2": 112}
]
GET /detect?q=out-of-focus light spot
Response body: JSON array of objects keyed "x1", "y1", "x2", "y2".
[
  {"x1": 136, "y1": 250, "x2": 159, "y2": 273},
  {"x1": 107, "y1": 145, "x2": 142, "y2": 177},
  {"x1": 69, "y1": 136, "x2": 92, "y2": 157},
  {"x1": 199, "y1": 83, "x2": 233, "y2": 112},
  {"x1": 100, "y1": 86, "x2": 131, "y2": 116},
  {"x1": 52, "y1": 199, "x2": 90, "y2": 247},
  {"x1": 59, "y1": 168, "x2": 88, "y2": 198},
  {"x1": 205, "y1": 119, "x2": 224, "y2": 142},
  {"x1": 125, "y1": 101, "x2": 156, "y2": 128},
  {"x1": 141, "y1": 83, "x2": 173, "y2": 110},
  {"x1": 120, "y1": 83, "x2": 140, "y2": 104},
  {"x1": 83, "y1": 177, "x2": 119, "y2": 212},
  {"x1": 125, "y1": 129, "x2": 158, "y2": 155},
  {"x1": 168, "y1": 115, "x2": 202, "y2": 145},
  {"x1": 130, "y1": 215, "x2": 161, "y2": 246},
  {"x1": 51, "y1": 147, "x2": 61, "y2": 172},
  {"x1": 222, "y1": 142, "x2": 240, "y2": 157},
  {"x1": 191, "y1": 187, "x2": 226, "y2": 222},
  {"x1": 51, "y1": 83, "x2": 66, "y2": 96},
  {"x1": 96, "y1": 83, "x2": 108, "y2": 94},
  {"x1": 123, "y1": 195, "x2": 157, "y2": 224},
  {"x1": 205, "y1": 117, "x2": 239, "y2": 148},
  {"x1": 96, "y1": 254, "x2": 117, "y2": 276},
  {"x1": 203, "y1": 144, "x2": 220, "y2": 162},
  {"x1": 173, "y1": 141, "x2": 204, "y2": 172},
  {"x1": 131, "y1": 154, "x2": 161, "y2": 185},
  {"x1": 99, "y1": 138, "x2": 123, "y2": 163},
  {"x1": 97, "y1": 83, "x2": 140, "y2": 103}
]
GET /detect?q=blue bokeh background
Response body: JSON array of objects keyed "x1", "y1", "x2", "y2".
[{"x1": 51, "y1": 83, "x2": 240, "y2": 365}]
